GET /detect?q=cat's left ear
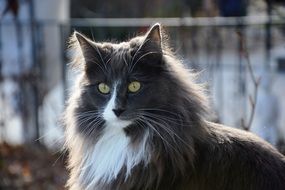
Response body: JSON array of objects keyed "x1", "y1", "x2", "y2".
[
  {"x1": 140, "y1": 23, "x2": 163, "y2": 54},
  {"x1": 145, "y1": 23, "x2": 162, "y2": 49}
]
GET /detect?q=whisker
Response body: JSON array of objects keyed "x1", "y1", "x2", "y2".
[
  {"x1": 136, "y1": 117, "x2": 179, "y2": 153},
  {"x1": 123, "y1": 55, "x2": 129, "y2": 67},
  {"x1": 139, "y1": 112, "x2": 182, "y2": 125},
  {"x1": 84, "y1": 59, "x2": 107, "y2": 75},
  {"x1": 138, "y1": 108, "x2": 180, "y2": 117},
  {"x1": 52, "y1": 147, "x2": 68, "y2": 166},
  {"x1": 137, "y1": 108, "x2": 192, "y2": 126},
  {"x1": 139, "y1": 113, "x2": 194, "y2": 151},
  {"x1": 75, "y1": 113, "x2": 101, "y2": 120},
  {"x1": 129, "y1": 39, "x2": 150, "y2": 67},
  {"x1": 86, "y1": 120, "x2": 104, "y2": 137},
  {"x1": 90, "y1": 28, "x2": 95, "y2": 42},
  {"x1": 76, "y1": 114, "x2": 102, "y2": 135},
  {"x1": 106, "y1": 56, "x2": 112, "y2": 65},
  {"x1": 129, "y1": 51, "x2": 160, "y2": 73},
  {"x1": 139, "y1": 115, "x2": 178, "y2": 146},
  {"x1": 91, "y1": 43, "x2": 107, "y2": 71}
]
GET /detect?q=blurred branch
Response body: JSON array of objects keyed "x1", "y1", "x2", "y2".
[{"x1": 236, "y1": 30, "x2": 261, "y2": 131}]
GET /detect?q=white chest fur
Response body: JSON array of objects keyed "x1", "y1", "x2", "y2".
[{"x1": 79, "y1": 122, "x2": 150, "y2": 189}]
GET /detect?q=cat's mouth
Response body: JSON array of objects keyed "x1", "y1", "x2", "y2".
[{"x1": 104, "y1": 117, "x2": 133, "y2": 129}]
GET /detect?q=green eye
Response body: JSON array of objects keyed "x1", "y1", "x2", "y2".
[
  {"x1": 98, "y1": 83, "x2": 110, "y2": 94},
  {"x1": 128, "y1": 81, "x2": 141, "y2": 93}
]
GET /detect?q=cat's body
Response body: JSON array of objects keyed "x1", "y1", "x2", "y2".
[{"x1": 64, "y1": 24, "x2": 285, "y2": 190}]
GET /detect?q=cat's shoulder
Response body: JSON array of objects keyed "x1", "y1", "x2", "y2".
[{"x1": 204, "y1": 121, "x2": 285, "y2": 161}]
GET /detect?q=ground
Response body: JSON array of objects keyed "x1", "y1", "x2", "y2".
[{"x1": 0, "y1": 143, "x2": 68, "y2": 190}]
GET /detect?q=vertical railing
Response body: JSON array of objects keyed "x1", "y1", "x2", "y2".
[{"x1": 0, "y1": 23, "x2": 4, "y2": 141}]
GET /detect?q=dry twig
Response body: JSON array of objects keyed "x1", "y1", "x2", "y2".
[{"x1": 236, "y1": 31, "x2": 261, "y2": 131}]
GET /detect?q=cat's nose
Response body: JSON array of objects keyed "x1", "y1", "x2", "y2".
[{"x1": 112, "y1": 108, "x2": 125, "y2": 117}]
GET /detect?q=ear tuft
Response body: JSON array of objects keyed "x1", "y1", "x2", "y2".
[{"x1": 68, "y1": 31, "x2": 104, "y2": 71}]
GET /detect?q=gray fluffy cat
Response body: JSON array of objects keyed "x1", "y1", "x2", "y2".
[{"x1": 64, "y1": 23, "x2": 285, "y2": 190}]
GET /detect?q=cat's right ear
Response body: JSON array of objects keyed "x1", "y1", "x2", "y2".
[{"x1": 68, "y1": 31, "x2": 105, "y2": 71}]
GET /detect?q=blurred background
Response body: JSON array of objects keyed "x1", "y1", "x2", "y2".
[{"x1": 1, "y1": 0, "x2": 285, "y2": 189}]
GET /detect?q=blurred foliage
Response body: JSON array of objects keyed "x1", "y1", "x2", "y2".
[{"x1": 0, "y1": 143, "x2": 68, "y2": 190}]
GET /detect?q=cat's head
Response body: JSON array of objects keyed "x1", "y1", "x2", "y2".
[{"x1": 68, "y1": 23, "x2": 208, "y2": 142}]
